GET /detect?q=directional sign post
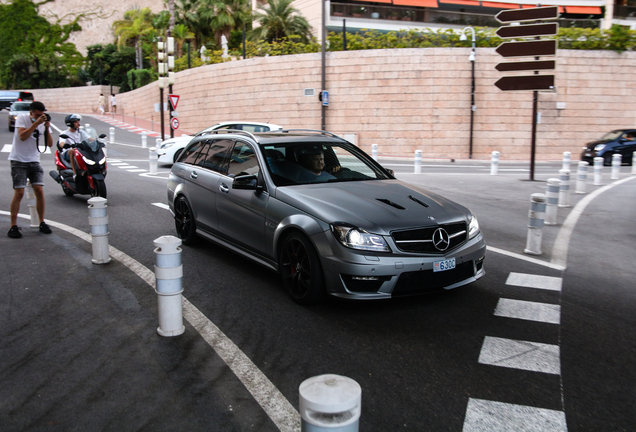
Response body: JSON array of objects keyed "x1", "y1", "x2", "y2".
[{"x1": 495, "y1": 75, "x2": 555, "y2": 92}]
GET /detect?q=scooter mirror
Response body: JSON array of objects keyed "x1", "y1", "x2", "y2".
[
  {"x1": 99, "y1": 134, "x2": 107, "y2": 139},
  {"x1": 59, "y1": 134, "x2": 69, "y2": 139}
]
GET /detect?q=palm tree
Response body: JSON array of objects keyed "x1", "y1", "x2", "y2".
[
  {"x1": 252, "y1": 0, "x2": 312, "y2": 43},
  {"x1": 172, "y1": 23, "x2": 195, "y2": 57},
  {"x1": 112, "y1": 8, "x2": 155, "y2": 48}
]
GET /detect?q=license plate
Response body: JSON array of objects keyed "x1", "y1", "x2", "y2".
[{"x1": 434, "y1": 257, "x2": 456, "y2": 272}]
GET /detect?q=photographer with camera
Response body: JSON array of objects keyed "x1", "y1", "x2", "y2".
[{"x1": 7, "y1": 101, "x2": 53, "y2": 238}]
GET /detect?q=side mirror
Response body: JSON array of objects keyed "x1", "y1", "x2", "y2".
[
  {"x1": 385, "y1": 168, "x2": 395, "y2": 176},
  {"x1": 233, "y1": 174, "x2": 262, "y2": 191}
]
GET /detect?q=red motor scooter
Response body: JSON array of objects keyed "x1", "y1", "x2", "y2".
[{"x1": 49, "y1": 126, "x2": 108, "y2": 198}]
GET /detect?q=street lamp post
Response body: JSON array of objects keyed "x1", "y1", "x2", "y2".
[{"x1": 460, "y1": 27, "x2": 476, "y2": 159}]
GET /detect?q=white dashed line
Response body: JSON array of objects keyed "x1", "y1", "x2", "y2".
[
  {"x1": 463, "y1": 398, "x2": 567, "y2": 432},
  {"x1": 505, "y1": 273, "x2": 563, "y2": 292},
  {"x1": 152, "y1": 203, "x2": 170, "y2": 210},
  {"x1": 478, "y1": 336, "x2": 561, "y2": 375},
  {"x1": 494, "y1": 299, "x2": 561, "y2": 324}
]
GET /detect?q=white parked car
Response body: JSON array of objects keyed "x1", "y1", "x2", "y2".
[{"x1": 157, "y1": 121, "x2": 283, "y2": 164}]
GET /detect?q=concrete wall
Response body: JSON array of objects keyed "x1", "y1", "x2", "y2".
[{"x1": 30, "y1": 48, "x2": 636, "y2": 160}]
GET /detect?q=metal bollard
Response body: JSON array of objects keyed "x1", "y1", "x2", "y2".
[
  {"x1": 575, "y1": 161, "x2": 588, "y2": 194},
  {"x1": 562, "y1": 151, "x2": 571, "y2": 171},
  {"x1": 299, "y1": 374, "x2": 361, "y2": 432},
  {"x1": 154, "y1": 236, "x2": 185, "y2": 337},
  {"x1": 25, "y1": 180, "x2": 38, "y2": 227},
  {"x1": 414, "y1": 150, "x2": 422, "y2": 174},
  {"x1": 545, "y1": 178, "x2": 560, "y2": 225},
  {"x1": 633, "y1": 152, "x2": 636, "y2": 175},
  {"x1": 109, "y1": 127, "x2": 115, "y2": 145},
  {"x1": 371, "y1": 144, "x2": 378, "y2": 161},
  {"x1": 490, "y1": 151, "x2": 500, "y2": 175},
  {"x1": 593, "y1": 157, "x2": 604, "y2": 185},
  {"x1": 611, "y1": 153, "x2": 621, "y2": 180},
  {"x1": 524, "y1": 193, "x2": 546, "y2": 256},
  {"x1": 558, "y1": 169, "x2": 570, "y2": 208},
  {"x1": 149, "y1": 147, "x2": 158, "y2": 174},
  {"x1": 87, "y1": 197, "x2": 111, "y2": 264},
  {"x1": 141, "y1": 131, "x2": 147, "y2": 149}
]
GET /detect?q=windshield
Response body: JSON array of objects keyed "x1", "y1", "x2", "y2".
[
  {"x1": 80, "y1": 127, "x2": 100, "y2": 152},
  {"x1": 599, "y1": 131, "x2": 623, "y2": 141},
  {"x1": 262, "y1": 141, "x2": 392, "y2": 186},
  {"x1": 11, "y1": 102, "x2": 30, "y2": 111}
]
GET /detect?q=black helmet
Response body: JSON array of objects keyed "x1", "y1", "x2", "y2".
[{"x1": 65, "y1": 114, "x2": 82, "y2": 127}]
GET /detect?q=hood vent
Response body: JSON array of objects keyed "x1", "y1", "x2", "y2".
[
  {"x1": 376, "y1": 198, "x2": 405, "y2": 210},
  {"x1": 408, "y1": 195, "x2": 430, "y2": 208}
]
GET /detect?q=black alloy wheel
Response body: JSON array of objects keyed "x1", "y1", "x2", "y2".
[
  {"x1": 279, "y1": 232, "x2": 325, "y2": 305},
  {"x1": 174, "y1": 196, "x2": 197, "y2": 245}
]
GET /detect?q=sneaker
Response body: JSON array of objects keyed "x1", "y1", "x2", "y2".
[
  {"x1": 39, "y1": 221, "x2": 52, "y2": 234},
  {"x1": 7, "y1": 225, "x2": 22, "y2": 238}
]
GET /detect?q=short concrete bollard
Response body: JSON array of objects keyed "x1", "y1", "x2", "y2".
[
  {"x1": 414, "y1": 150, "x2": 422, "y2": 174},
  {"x1": 141, "y1": 131, "x2": 147, "y2": 149},
  {"x1": 154, "y1": 236, "x2": 185, "y2": 337},
  {"x1": 545, "y1": 178, "x2": 560, "y2": 225},
  {"x1": 593, "y1": 157, "x2": 604, "y2": 186},
  {"x1": 299, "y1": 374, "x2": 361, "y2": 432},
  {"x1": 25, "y1": 180, "x2": 38, "y2": 228},
  {"x1": 558, "y1": 169, "x2": 570, "y2": 208},
  {"x1": 524, "y1": 193, "x2": 546, "y2": 256},
  {"x1": 611, "y1": 153, "x2": 622, "y2": 180},
  {"x1": 109, "y1": 127, "x2": 115, "y2": 145},
  {"x1": 149, "y1": 147, "x2": 158, "y2": 174},
  {"x1": 490, "y1": 151, "x2": 500, "y2": 175},
  {"x1": 371, "y1": 144, "x2": 378, "y2": 161},
  {"x1": 575, "y1": 161, "x2": 588, "y2": 194},
  {"x1": 87, "y1": 197, "x2": 111, "y2": 264},
  {"x1": 562, "y1": 151, "x2": 571, "y2": 171}
]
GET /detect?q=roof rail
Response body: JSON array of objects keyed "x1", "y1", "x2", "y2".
[
  {"x1": 279, "y1": 129, "x2": 340, "y2": 138},
  {"x1": 194, "y1": 128, "x2": 259, "y2": 142}
]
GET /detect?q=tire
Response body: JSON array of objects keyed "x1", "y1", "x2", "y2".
[
  {"x1": 279, "y1": 232, "x2": 325, "y2": 305},
  {"x1": 91, "y1": 180, "x2": 107, "y2": 198},
  {"x1": 174, "y1": 196, "x2": 197, "y2": 245},
  {"x1": 62, "y1": 183, "x2": 75, "y2": 196},
  {"x1": 173, "y1": 148, "x2": 183, "y2": 163},
  {"x1": 603, "y1": 154, "x2": 612, "y2": 166}
]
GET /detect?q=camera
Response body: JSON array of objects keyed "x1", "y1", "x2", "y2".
[{"x1": 44, "y1": 113, "x2": 51, "y2": 121}]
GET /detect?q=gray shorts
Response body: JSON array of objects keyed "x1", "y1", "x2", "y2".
[{"x1": 10, "y1": 161, "x2": 44, "y2": 189}]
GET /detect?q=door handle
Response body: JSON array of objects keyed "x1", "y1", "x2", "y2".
[
  {"x1": 219, "y1": 183, "x2": 229, "y2": 193},
  {"x1": 190, "y1": 171, "x2": 198, "y2": 179}
]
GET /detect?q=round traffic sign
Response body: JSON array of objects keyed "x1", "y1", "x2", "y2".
[{"x1": 170, "y1": 117, "x2": 180, "y2": 130}]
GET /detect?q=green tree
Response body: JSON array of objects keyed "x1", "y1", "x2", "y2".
[
  {"x1": 112, "y1": 7, "x2": 155, "y2": 48},
  {"x1": 252, "y1": 0, "x2": 312, "y2": 43},
  {"x1": 173, "y1": 23, "x2": 195, "y2": 57}
]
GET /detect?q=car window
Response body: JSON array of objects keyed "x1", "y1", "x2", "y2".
[
  {"x1": 179, "y1": 139, "x2": 206, "y2": 165},
  {"x1": 227, "y1": 142, "x2": 260, "y2": 177},
  {"x1": 196, "y1": 139, "x2": 234, "y2": 173},
  {"x1": 238, "y1": 124, "x2": 269, "y2": 133},
  {"x1": 11, "y1": 102, "x2": 30, "y2": 111},
  {"x1": 262, "y1": 142, "x2": 392, "y2": 186}
]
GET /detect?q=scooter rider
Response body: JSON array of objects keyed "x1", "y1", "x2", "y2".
[{"x1": 58, "y1": 114, "x2": 82, "y2": 179}]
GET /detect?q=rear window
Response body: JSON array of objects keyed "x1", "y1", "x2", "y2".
[{"x1": 11, "y1": 102, "x2": 30, "y2": 111}]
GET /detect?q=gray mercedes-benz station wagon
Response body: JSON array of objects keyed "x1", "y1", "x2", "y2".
[{"x1": 167, "y1": 129, "x2": 486, "y2": 304}]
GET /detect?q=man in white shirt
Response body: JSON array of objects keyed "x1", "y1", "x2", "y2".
[{"x1": 7, "y1": 101, "x2": 53, "y2": 238}]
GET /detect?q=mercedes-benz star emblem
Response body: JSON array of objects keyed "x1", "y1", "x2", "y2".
[{"x1": 432, "y1": 228, "x2": 450, "y2": 252}]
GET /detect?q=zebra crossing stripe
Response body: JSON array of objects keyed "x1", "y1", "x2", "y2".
[
  {"x1": 494, "y1": 298, "x2": 561, "y2": 324},
  {"x1": 463, "y1": 398, "x2": 567, "y2": 432},
  {"x1": 505, "y1": 273, "x2": 562, "y2": 292},
  {"x1": 478, "y1": 336, "x2": 561, "y2": 375}
]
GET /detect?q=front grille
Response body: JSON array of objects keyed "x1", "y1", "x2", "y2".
[
  {"x1": 391, "y1": 222, "x2": 467, "y2": 254},
  {"x1": 392, "y1": 261, "x2": 474, "y2": 296}
]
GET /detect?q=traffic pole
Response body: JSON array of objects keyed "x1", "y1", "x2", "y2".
[
  {"x1": 524, "y1": 193, "x2": 546, "y2": 256},
  {"x1": 154, "y1": 235, "x2": 185, "y2": 337},
  {"x1": 371, "y1": 144, "x2": 378, "y2": 161},
  {"x1": 25, "y1": 180, "x2": 38, "y2": 228},
  {"x1": 611, "y1": 153, "x2": 622, "y2": 180},
  {"x1": 87, "y1": 197, "x2": 111, "y2": 264},
  {"x1": 141, "y1": 131, "x2": 147, "y2": 149},
  {"x1": 632, "y1": 152, "x2": 636, "y2": 175},
  {"x1": 299, "y1": 374, "x2": 361, "y2": 432},
  {"x1": 414, "y1": 150, "x2": 422, "y2": 174},
  {"x1": 558, "y1": 169, "x2": 570, "y2": 208},
  {"x1": 575, "y1": 161, "x2": 588, "y2": 194},
  {"x1": 490, "y1": 151, "x2": 500, "y2": 175},
  {"x1": 149, "y1": 147, "x2": 158, "y2": 175},
  {"x1": 593, "y1": 157, "x2": 603, "y2": 185},
  {"x1": 562, "y1": 151, "x2": 571, "y2": 171},
  {"x1": 109, "y1": 127, "x2": 115, "y2": 145},
  {"x1": 545, "y1": 178, "x2": 560, "y2": 225}
]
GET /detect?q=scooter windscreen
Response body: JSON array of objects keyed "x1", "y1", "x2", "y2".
[{"x1": 79, "y1": 127, "x2": 101, "y2": 152}]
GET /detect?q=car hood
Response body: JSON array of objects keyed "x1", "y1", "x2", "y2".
[
  {"x1": 585, "y1": 138, "x2": 615, "y2": 149},
  {"x1": 274, "y1": 180, "x2": 470, "y2": 235}
]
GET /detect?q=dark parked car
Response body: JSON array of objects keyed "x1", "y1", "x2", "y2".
[
  {"x1": 8, "y1": 101, "x2": 31, "y2": 131},
  {"x1": 167, "y1": 129, "x2": 486, "y2": 304},
  {"x1": 581, "y1": 129, "x2": 636, "y2": 166},
  {"x1": 0, "y1": 91, "x2": 33, "y2": 110}
]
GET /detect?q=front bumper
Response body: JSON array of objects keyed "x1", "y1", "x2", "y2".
[{"x1": 316, "y1": 231, "x2": 487, "y2": 300}]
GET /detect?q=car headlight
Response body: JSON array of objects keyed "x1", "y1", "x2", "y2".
[
  {"x1": 160, "y1": 142, "x2": 174, "y2": 149},
  {"x1": 468, "y1": 213, "x2": 480, "y2": 239},
  {"x1": 82, "y1": 155, "x2": 96, "y2": 165},
  {"x1": 594, "y1": 144, "x2": 605, "y2": 152},
  {"x1": 331, "y1": 223, "x2": 390, "y2": 252}
]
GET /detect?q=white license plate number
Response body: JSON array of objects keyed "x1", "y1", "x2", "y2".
[{"x1": 434, "y1": 258, "x2": 456, "y2": 272}]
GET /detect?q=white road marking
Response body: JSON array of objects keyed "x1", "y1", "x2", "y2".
[
  {"x1": 110, "y1": 162, "x2": 130, "y2": 166},
  {"x1": 2, "y1": 144, "x2": 50, "y2": 154},
  {"x1": 0, "y1": 210, "x2": 301, "y2": 432},
  {"x1": 140, "y1": 172, "x2": 171, "y2": 179},
  {"x1": 551, "y1": 175, "x2": 636, "y2": 269},
  {"x1": 463, "y1": 398, "x2": 567, "y2": 432},
  {"x1": 152, "y1": 202, "x2": 170, "y2": 210},
  {"x1": 494, "y1": 298, "x2": 561, "y2": 324},
  {"x1": 127, "y1": 169, "x2": 147, "y2": 173},
  {"x1": 487, "y1": 246, "x2": 565, "y2": 271},
  {"x1": 119, "y1": 165, "x2": 139, "y2": 169},
  {"x1": 478, "y1": 336, "x2": 561, "y2": 375},
  {"x1": 505, "y1": 273, "x2": 562, "y2": 292}
]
